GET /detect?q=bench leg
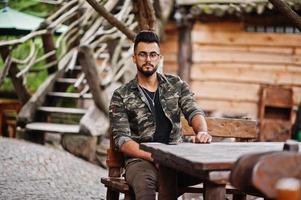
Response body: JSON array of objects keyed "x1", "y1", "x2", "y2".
[
  {"x1": 106, "y1": 187, "x2": 119, "y2": 200},
  {"x1": 124, "y1": 193, "x2": 131, "y2": 200},
  {"x1": 233, "y1": 193, "x2": 247, "y2": 200}
]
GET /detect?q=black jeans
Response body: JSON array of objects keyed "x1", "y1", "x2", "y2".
[{"x1": 125, "y1": 159, "x2": 202, "y2": 200}]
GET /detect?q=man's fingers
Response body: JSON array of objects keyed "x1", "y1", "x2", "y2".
[{"x1": 196, "y1": 132, "x2": 212, "y2": 143}]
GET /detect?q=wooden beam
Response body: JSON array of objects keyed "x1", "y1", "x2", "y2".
[
  {"x1": 192, "y1": 30, "x2": 301, "y2": 47},
  {"x1": 268, "y1": 0, "x2": 301, "y2": 31},
  {"x1": 230, "y1": 151, "x2": 301, "y2": 199},
  {"x1": 85, "y1": 0, "x2": 136, "y2": 41},
  {"x1": 176, "y1": 7, "x2": 194, "y2": 83},
  {"x1": 78, "y1": 45, "x2": 109, "y2": 115},
  {"x1": 41, "y1": 32, "x2": 58, "y2": 74},
  {"x1": 133, "y1": 0, "x2": 157, "y2": 30}
]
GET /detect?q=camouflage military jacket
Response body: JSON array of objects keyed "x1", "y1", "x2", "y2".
[{"x1": 109, "y1": 73, "x2": 205, "y2": 150}]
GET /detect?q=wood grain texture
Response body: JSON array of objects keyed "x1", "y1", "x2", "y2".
[
  {"x1": 182, "y1": 117, "x2": 258, "y2": 139},
  {"x1": 192, "y1": 30, "x2": 301, "y2": 47},
  {"x1": 141, "y1": 142, "x2": 285, "y2": 173},
  {"x1": 230, "y1": 151, "x2": 301, "y2": 199}
]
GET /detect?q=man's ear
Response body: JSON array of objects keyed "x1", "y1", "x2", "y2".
[{"x1": 132, "y1": 54, "x2": 136, "y2": 63}]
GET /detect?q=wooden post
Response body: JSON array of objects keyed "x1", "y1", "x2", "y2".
[
  {"x1": 78, "y1": 45, "x2": 109, "y2": 115},
  {"x1": 133, "y1": 0, "x2": 157, "y2": 30},
  {"x1": 41, "y1": 32, "x2": 58, "y2": 74},
  {"x1": 0, "y1": 47, "x2": 31, "y2": 104},
  {"x1": 176, "y1": 7, "x2": 194, "y2": 83}
]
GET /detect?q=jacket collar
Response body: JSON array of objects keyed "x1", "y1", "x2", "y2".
[{"x1": 130, "y1": 72, "x2": 168, "y2": 89}]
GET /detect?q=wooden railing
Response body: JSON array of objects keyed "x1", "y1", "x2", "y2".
[{"x1": 0, "y1": 0, "x2": 140, "y2": 136}]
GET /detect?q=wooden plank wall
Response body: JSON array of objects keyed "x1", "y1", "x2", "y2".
[{"x1": 161, "y1": 22, "x2": 301, "y2": 119}]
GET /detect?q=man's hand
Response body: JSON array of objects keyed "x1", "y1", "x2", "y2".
[{"x1": 195, "y1": 131, "x2": 212, "y2": 143}]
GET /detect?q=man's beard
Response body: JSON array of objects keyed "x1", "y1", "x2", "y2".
[{"x1": 137, "y1": 63, "x2": 158, "y2": 77}]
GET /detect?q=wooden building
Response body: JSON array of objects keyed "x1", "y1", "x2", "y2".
[{"x1": 160, "y1": 0, "x2": 301, "y2": 141}]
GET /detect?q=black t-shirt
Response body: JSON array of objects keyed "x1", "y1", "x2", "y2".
[{"x1": 141, "y1": 87, "x2": 172, "y2": 144}]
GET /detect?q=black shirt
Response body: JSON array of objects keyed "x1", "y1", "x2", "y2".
[{"x1": 140, "y1": 87, "x2": 172, "y2": 144}]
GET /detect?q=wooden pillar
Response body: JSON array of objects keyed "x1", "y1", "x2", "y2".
[
  {"x1": 176, "y1": 7, "x2": 194, "y2": 83},
  {"x1": 78, "y1": 45, "x2": 109, "y2": 115},
  {"x1": 133, "y1": 0, "x2": 157, "y2": 31},
  {"x1": 41, "y1": 32, "x2": 58, "y2": 74},
  {"x1": 0, "y1": 47, "x2": 31, "y2": 104}
]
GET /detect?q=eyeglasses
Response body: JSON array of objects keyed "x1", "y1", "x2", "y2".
[{"x1": 137, "y1": 51, "x2": 160, "y2": 61}]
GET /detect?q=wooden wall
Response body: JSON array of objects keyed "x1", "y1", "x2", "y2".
[{"x1": 161, "y1": 22, "x2": 301, "y2": 119}]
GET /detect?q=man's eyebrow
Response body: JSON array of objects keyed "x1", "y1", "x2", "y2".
[{"x1": 138, "y1": 51, "x2": 159, "y2": 53}]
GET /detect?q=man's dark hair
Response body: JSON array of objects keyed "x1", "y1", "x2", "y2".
[{"x1": 134, "y1": 30, "x2": 160, "y2": 52}]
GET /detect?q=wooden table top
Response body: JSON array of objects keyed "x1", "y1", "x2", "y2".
[{"x1": 140, "y1": 142, "x2": 290, "y2": 176}]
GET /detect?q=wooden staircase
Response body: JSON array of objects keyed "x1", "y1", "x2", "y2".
[{"x1": 17, "y1": 59, "x2": 94, "y2": 142}]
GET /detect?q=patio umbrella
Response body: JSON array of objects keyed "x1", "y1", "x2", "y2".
[{"x1": 0, "y1": 6, "x2": 67, "y2": 36}]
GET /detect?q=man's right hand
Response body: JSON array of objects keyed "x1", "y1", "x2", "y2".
[{"x1": 195, "y1": 131, "x2": 212, "y2": 143}]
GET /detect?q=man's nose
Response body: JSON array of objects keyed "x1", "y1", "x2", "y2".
[{"x1": 145, "y1": 54, "x2": 151, "y2": 61}]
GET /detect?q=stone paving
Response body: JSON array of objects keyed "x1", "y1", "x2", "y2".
[{"x1": 0, "y1": 137, "x2": 108, "y2": 200}]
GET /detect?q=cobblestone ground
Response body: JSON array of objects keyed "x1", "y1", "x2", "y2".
[{"x1": 0, "y1": 137, "x2": 108, "y2": 200}]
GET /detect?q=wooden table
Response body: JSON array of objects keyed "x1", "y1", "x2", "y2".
[{"x1": 140, "y1": 142, "x2": 288, "y2": 200}]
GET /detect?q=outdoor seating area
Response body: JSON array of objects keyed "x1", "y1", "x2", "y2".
[{"x1": 1, "y1": 0, "x2": 301, "y2": 199}]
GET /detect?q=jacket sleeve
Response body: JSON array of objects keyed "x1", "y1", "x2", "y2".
[
  {"x1": 109, "y1": 90, "x2": 132, "y2": 150},
  {"x1": 178, "y1": 79, "x2": 205, "y2": 125}
]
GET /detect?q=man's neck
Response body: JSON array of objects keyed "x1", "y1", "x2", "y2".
[{"x1": 137, "y1": 73, "x2": 158, "y2": 92}]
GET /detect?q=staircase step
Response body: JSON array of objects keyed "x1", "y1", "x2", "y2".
[
  {"x1": 56, "y1": 78, "x2": 77, "y2": 84},
  {"x1": 47, "y1": 92, "x2": 92, "y2": 99},
  {"x1": 74, "y1": 65, "x2": 82, "y2": 70},
  {"x1": 38, "y1": 106, "x2": 87, "y2": 115},
  {"x1": 26, "y1": 122, "x2": 79, "y2": 134}
]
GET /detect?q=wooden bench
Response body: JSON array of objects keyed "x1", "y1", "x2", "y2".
[
  {"x1": 230, "y1": 142, "x2": 301, "y2": 200},
  {"x1": 101, "y1": 117, "x2": 258, "y2": 199}
]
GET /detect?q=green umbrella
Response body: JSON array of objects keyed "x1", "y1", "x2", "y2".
[{"x1": 0, "y1": 6, "x2": 67, "y2": 36}]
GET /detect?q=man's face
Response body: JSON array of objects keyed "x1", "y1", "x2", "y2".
[{"x1": 133, "y1": 42, "x2": 161, "y2": 77}]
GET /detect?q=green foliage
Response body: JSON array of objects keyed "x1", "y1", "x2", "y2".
[
  {"x1": 0, "y1": 36, "x2": 49, "y2": 93},
  {"x1": 0, "y1": 0, "x2": 55, "y2": 18},
  {"x1": 0, "y1": 1, "x2": 62, "y2": 95}
]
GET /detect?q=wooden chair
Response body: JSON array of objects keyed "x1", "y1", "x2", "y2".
[
  {"x1": 259, "y1": 86, "x2": 294, "y2": 141},
  {"x1": 0, "y1": 99, "x2": 21, "y2": 138},
  {"x1": 230, "y1": 143, "x2": 301, "y2": 200},
  {"x1": 101, "y1": 117, "x2": 258, "y2": 200}
]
